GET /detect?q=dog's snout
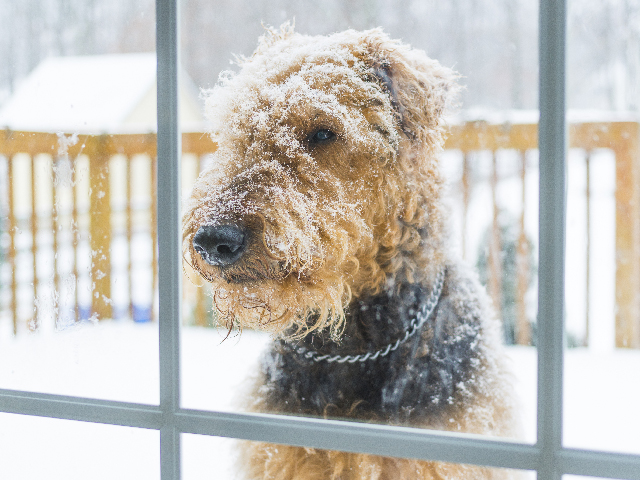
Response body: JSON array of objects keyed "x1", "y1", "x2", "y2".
[{"x1": 193, "y1": 224, "x2": 247, "y2": 266}]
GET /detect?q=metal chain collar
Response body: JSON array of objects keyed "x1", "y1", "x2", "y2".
[{"x1": 290, "y1": 267, "x2": 446, "y2": 364}]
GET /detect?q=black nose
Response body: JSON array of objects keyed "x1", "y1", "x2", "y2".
[{"x1": 192, "y1": 224, "x2": 247, "y2": 266}]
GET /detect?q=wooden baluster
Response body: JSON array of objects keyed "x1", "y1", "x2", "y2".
[
  {"x1": 152, "y1": 155, "x2": 158, "y2": 322},
  {"x1": 489, "y1": 152, "x2": 503, "y2": 323},
  {"x1": 8, "y1": 155, "x2": 17, "y2": 334},
  {"x1": 585, "y1": 151, "x2": 591, "y2": 347},
  {"x1": 126, "y1": 155, "x2": 134, "y2": 321},
  {"x1": 88, "y1": 137, "x2": 112, "y2": 320},
  {"x1": 72, "y1": 156, "x2": 80, "y2": 321},
  {"x1": 461, "y1": 153, "x2": 470, "y2": 261},
  {"x1": 30, "y1": 155, "x2": 39, "y2": 331},
  {"x1": 51, "y1": 155, "x2": 59, "y2": 329},
  {"x1": 516, "y1": 151, "x2": 531, "y2": 345}
]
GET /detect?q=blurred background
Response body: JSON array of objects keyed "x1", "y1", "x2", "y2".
[
  {"x1": 0, "y1": 3, "x2": 639, "y2": 475},
  {"x1": 0, "y1": 0, "x2": 638, "y2": 112},
  {"x1": 1, "y1": 0, "x2": 639, "y2": 347}
]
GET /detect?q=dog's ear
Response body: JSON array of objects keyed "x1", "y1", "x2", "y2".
[
  {"x1": 367, "y1": 38, "x2": 459, "y2": 149},
  {"x1": 370, "y1": 60, "x2": 411, "y2": 138}
]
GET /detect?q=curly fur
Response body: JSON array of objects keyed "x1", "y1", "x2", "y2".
[
  {"x1": 184, "y1": 25, "x2": 455, "y2": 338},
  {"x1": 241, "y1": 445, "x2": 507, "y2": 480},
  {"x1": 183, "y1": 24, "x2": 520, "y2": 479}
]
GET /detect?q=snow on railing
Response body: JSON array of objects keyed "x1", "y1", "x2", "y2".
[
  {"x1": 0, "y1": 123, "x2": 638, "y2": 348},
  {"x1": 446, "y1": 120, "x2": 640, "y2": 348}
]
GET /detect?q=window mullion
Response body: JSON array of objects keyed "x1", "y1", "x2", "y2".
[
  {"x1": 537, "y1": 1, "x2": 567, "y2": 480},
  {"x1": 0, "y1": 389, "x2": 163, "y2": 429},
  {"x1": 559, "y1": 448, "x2": 640, "y2": 480},
  {"x1": 176, "y1": 408, "x2": 540, "y2": 471},
  {"x1": 156, "y1": 0, "x2": 182, "y2": 479}
]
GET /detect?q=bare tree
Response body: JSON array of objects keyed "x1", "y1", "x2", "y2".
[{"x1": 1, "y1": 0, "x2": 637, "y2": 112}]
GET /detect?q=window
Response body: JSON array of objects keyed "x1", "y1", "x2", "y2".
[{"x1": 1, "y1": 0, "x2": 639, "y2": 479}]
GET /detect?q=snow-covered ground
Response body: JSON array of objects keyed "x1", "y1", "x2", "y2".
[{"x1": 1, "y1": 321, "x2": 639, "y2": 479}]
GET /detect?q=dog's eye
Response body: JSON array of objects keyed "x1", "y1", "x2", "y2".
[{"x1": 309, "y1": 129, "x2": 336, "y2": 144}]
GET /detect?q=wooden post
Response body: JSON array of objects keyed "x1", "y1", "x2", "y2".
[
  {"x1": 613, "y1": 123, "x2": 640, "y2": 348},
  {"x1": 88, "y1": 136, "x2": 112, "y2": 320}
]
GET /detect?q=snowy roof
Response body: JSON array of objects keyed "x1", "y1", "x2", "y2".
[{"x1": 0, "y1": 53, "x2": 204, "y2": 133}]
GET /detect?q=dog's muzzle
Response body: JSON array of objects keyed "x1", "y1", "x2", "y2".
[{"x1": 192, "y1": 224, "x2": 247, "y2": 267}]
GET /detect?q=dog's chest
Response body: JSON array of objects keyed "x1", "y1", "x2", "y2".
[{"x1": 259, "y1": 281, "x2": 484, "y2": 424}]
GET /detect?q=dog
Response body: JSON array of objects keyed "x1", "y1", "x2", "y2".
[{"x1": 183, "y1": 24, "x2": 519, "y2": 480}]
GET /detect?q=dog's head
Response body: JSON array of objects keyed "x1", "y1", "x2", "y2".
[{"x1": 183, "y1": 24, "x2": 458, "y2": 338}]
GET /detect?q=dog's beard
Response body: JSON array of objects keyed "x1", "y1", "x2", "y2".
[
  {"x1": 187, "y1": 223, "x2": 358, "y2": 340},
  {"x1": 183, "y1": 162, "x2": 372, "y2": 340},
  {"x1": 205, "y1": 276, "x2": 349, "y2": 340}
]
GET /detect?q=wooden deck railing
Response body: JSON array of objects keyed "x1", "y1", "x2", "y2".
[{"x1": 1, "y1": 122, "x2": 638, "y2": 347}]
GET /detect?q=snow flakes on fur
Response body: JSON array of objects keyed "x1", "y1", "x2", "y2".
[{"x1": 183, "y1": 26, "x2": 458, "y2": 338}]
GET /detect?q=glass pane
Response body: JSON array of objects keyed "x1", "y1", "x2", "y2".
[
  {"x1": 180, "y1": 0, "x2": 539, "y2": 445},
  {"x1": 564, "y1": 0, "x2": 640, "y2": 454},
  {"x1": 0, "y1": 0, "x2": 159, "y2": 403},
  {"x1": 183, "y1": 433, "x2": 533, "y2": 480},
  {"x1": 0, "y1": 413, "x2": 159, "y2": 480}
]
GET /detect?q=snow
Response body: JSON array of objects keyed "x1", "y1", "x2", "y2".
[{"x1": 1, "y1": 321, "x2": 639, "y2": 479}]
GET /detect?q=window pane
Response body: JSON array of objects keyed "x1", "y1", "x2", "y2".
[
  {"x1": 182, "y1": 433, "x2": 533, "y2": 480},
  {"x1": 564, "y1": 0, "x2": 640, "y2": 454},
  {"x1": 0, "y1": 0, "x2": 159, "y2": 403},
  {"x1": 179, "y1": 0, "x2": 538, "y2": 445},
  {"x1": 0, "y1": 413, "x2": 160, "y2": 480}
]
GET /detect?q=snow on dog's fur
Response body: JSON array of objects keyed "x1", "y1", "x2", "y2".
[{"x1": 183, "y1": 24, "x2": 520, "y2": 479}]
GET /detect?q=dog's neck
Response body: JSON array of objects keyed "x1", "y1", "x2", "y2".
[{"x1": 283, "y1": 269, "x2": 446, "y2": 360}]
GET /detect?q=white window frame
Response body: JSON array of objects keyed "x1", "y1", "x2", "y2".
[{"x1": 1, "y1": 1, "x2": 640, "y2": 479}]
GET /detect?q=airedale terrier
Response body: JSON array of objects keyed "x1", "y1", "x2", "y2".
[{"x1": 183, "y1": 24, "x2": 520, "y2": 480}]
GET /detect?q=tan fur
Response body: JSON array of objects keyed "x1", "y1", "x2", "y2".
[
  {"x1": 183, "y1": 24, "x2": 520, "y2": 479},
  {"x1": 240, "y1": 444, "x2": 513, "y2": 480},
  {"x1": 184, "y1": 25, "x2": 453, "y2": 338}
]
